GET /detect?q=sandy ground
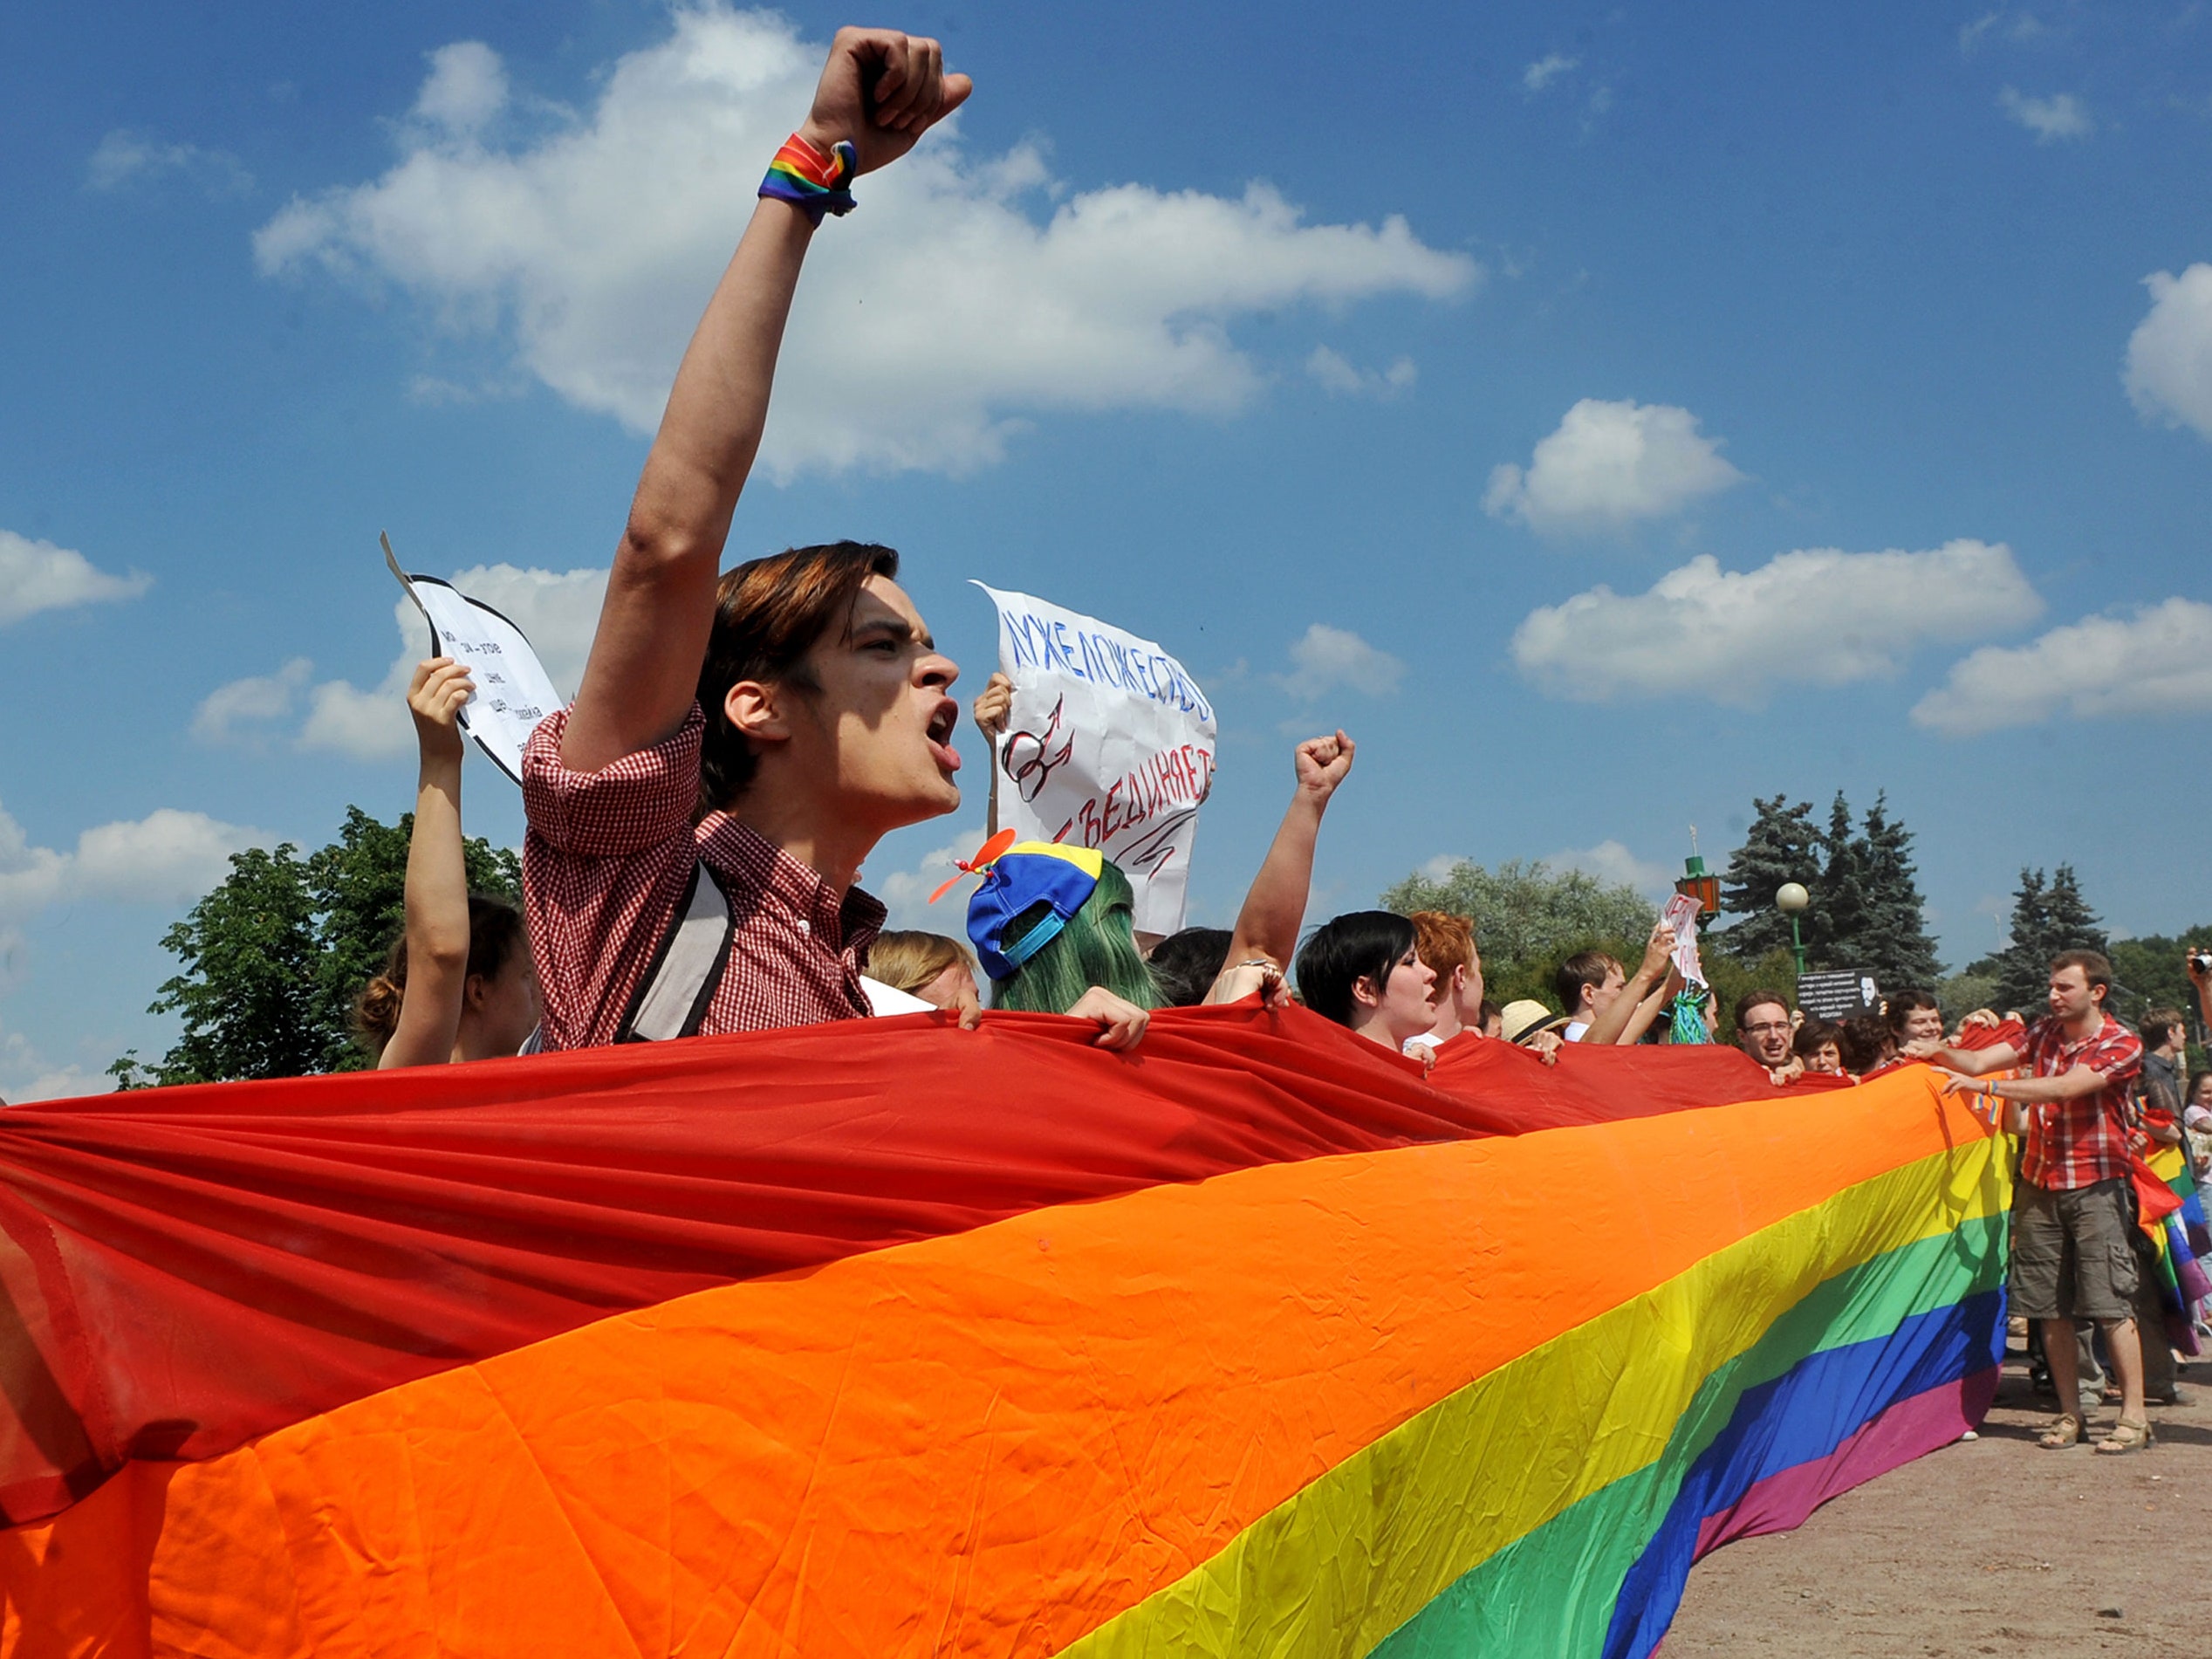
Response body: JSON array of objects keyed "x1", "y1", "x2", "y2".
[{"x1": 1666, "y1": 1340, "x2": 2212, "y2": 1656}]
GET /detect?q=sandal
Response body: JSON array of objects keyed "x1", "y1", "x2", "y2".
[
  {"x1": 2037, "y1": 1413, "x2": 2084, "y2": 1450},
  {"x1": 2095, "y1": 1417, "x2": 2152, "y2": 1454}
]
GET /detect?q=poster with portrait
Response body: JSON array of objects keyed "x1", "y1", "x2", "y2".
[{"x1": 973, "y1": 583, "x2": 1216, "y2": 938}]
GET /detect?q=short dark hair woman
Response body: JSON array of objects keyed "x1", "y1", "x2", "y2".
[{"x1": 1294, "y1": 911, "x2": 1437, "y2": 1052}]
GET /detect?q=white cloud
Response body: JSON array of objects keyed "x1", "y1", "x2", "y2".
[
  {"x1": 1510, "y1": 538, "x2": 2044, "y2": 705},
  {"x1": 1276, "y1": 624, "x2": 1405, "y2": 701},
  {"x1": 1544, "y1": 840, "x2": 1674, "y2": 899},
  {"x1": 192, "y1": 656, "x2": 314, "y2": 744},
  {"x1": 0, "y1": 798, "x2": 264, "y2": 920},
  {"x1": 2124, "y1": 264, "x2": 2212, "y2": 441},
  {"x1": 0, "y1": 529, "x2": 152, "y2": 626},
  {"x1": 869, "y1": 824, "x2": 987, "y2": 931},
  {"x1": 86, "y1": 129, "x2": 252, "y2": 195},
  {"x1": 1305, "y1": 346, "x2": 1417, "y2": 399},
  {"x1": 0, "y1": 1029, "x2": 106, "y2": 1106},
  {"x1": 1961, "y1": 10, "x2": 2049, "y2": 53},
  {"x1": 0, "y1": 799, "x2": 264, "y2": 1099},
  {"x1": 254, "y1": 5, "x2": 1476, "y2": 478},
  {"x1": 1524, "y1": 53, "x2": 1580, "y2": 93},
  {"x1": 412, "y1": 42, "x2": 509, "y2": 138},
  {"x1": 1483, "y1": 399, "x2": 1744, "y2": 536},
  {"x1": 1997, "y1": 87, "x2": 2091, "y2": 141},
  {"x1": 209, "y1": 562, "x2": 606, "y2": 761},
  {"x1": 1911, "y1": 597, "x2": 2212, "y2": 736},
  {"x1": 298, "y1": 674, "x2": 414, "y2": 760}
]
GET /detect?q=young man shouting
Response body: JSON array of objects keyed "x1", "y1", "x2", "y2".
[
  {"x1": 522, "y1": 30, "x2": 976, "y2": 1049},
  {"x1": 1917, "y1": 951, "x2": 2152, "y2": 1452}
]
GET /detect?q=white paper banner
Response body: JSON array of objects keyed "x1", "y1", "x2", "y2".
[
  {"x1": 974, "y1": 583, "x2": 1216, "y2": 937},
  {"x1": 1661, "y1": 892, "x2": 1709, "y2": 989},
  {"x1": 383, "y1": 534, "x2": 563, "y2": 785}
]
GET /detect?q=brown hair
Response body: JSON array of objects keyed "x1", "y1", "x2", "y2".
[
  {"x1": 1407, "y1": 910, "x2": 1476, "y2": 980},
  {"x1": 1836, "y1": 1014, "x2": 1891, "y2": 1074},
  {"x1": 1793, "y1": 1017, "x2": 1840, "y2": 1061},
  {"x1": 866, "y1": 929, "x2": 973, "y2": 996},
  {"x1": 2141, "y1": 1005, "x2": 2187, "y2": 1048},
  {"x1": 696, "y1": 541, "x2": 900, "y2": 815},
  {"x1": 353, "y1": 895, "x2": 527, "y2": 1055},
  {"x1": 2050, "y1": 949, "x2": 2113, "y2": 997},
  {"x1": 1554, "y1": 949, "x2": 1620, "y2": 1015},
  {"x1": 1733, "y1": 990, "x2": 1791, "y2": 1036},
  {"x1": 1883, "y1": 988, "x2": 1941, "y2": 1037}
]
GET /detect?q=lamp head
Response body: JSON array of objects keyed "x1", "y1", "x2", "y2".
[{"x1": 1776, "y1": 881, "x2": 1810, "y2": 915}]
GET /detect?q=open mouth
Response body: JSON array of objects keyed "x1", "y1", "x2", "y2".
[{"x1": 925, "y1": 701, "x2": 962, "y2": 774}]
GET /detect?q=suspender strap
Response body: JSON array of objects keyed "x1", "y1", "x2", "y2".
[{"x1": 618, "y1": 860, "x2": 734, "y2": 1043}]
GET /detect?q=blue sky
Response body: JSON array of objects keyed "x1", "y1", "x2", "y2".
[{"x1": 3, "y1": 1, "x2": 2209, "y2": 1098}]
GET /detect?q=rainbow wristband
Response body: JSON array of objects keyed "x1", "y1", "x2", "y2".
[{"x1": 759, "y1": 134, "x2": 858, "y2": 224}]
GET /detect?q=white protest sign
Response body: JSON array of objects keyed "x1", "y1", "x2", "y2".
[
  {"x1": 383, "y1": 534, "x2": 563, "y2": 784},
  {"x1": 974, "y1": 583, "x2": 1216, "y2": 938},
  {"x1": 1661, "y1": 892, "x2": 1709, "y2": 989}
]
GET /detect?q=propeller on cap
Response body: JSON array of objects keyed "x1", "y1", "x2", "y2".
[{"x1": 927, "y1": 827, "x2": 1018, "y2": 905}]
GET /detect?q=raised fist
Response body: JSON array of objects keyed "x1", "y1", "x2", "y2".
[{"x1": 798, "y1": 28, "x2": 972, "y2": 176}]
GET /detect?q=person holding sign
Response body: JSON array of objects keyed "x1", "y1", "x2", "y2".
[
  {"x1": 354, "y1": 659, "x2": 541, "y2": 1068},
  {"x1": 520, "y1": 29, "x2": 974, "y2": 1050}
]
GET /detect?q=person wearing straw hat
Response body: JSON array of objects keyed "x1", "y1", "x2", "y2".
[{"x1": 1499, "y1": 1000, "x2": 1572, "y2": 1052}]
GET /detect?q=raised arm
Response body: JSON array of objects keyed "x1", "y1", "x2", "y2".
[
  {"x1": 559, "y1": 30, "x2": 969, "y2": 773},
  {"x1": 1581, "y1": 920, "x2": 1674, "y2": 1046},
  {"x1": 1612, "y1": 965, "x2": 1684, "y2": 1047},
  {"x1": 380, "y1": 660, "x2": 476, "y2": 1070},
  {"x1": 1225, "y1": 731, "x2": 1355, "y2": 969},
  {"x1": 970, "y1": 671, "x2": 1014, "y2": 839}
]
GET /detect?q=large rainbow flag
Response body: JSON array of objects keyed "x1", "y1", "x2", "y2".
[{"x1": 0, "y1": 1003, "x2": 2007, "y2": 1656}]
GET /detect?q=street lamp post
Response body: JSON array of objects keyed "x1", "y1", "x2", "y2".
[{"x1": 1776, "y1": 882, "x2": 1810, "y2": 977}]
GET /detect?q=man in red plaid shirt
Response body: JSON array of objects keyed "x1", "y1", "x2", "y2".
[
  {"x1": 521, "y1": 29, "x2": 977, "y2": 1050},
  {"x1": 1919, "y1": 949, "x2": 2151, "y2": 1452}
]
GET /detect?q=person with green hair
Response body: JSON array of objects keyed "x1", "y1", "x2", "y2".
[{"x1": 964, "y1": 842, "x2": 1155, "y2": 1049}]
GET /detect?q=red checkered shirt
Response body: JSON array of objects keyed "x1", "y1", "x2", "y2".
[
  {"x1": 2014, "y1": 1011, "x2": 2142, "y2": 1191},
  {"x1": 521, "y1": 704, "x2": 882, "y2": 1051}
]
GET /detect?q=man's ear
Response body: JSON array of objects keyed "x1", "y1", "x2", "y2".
[
  {"x1": 462, "y1": 973, "x2": 489, "y2": 1013},
  {"x1": 725, "y1": 679, "x2": 792, "y2": 746}
]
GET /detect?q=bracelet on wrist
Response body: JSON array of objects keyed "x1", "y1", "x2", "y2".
[{"x1": 759, "y1": 132, "x2": 858, "y2": 225}]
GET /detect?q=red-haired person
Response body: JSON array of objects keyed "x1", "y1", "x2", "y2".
[{"x1": 522, "y1": 31, "x2": 973, "y2": 1050}]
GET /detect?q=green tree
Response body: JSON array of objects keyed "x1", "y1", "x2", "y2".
[
  {"x1": 2107, "y1": 927, "x2": 2212, "y2": 1033},
  {"x1": 1704, "y1": 947, "x2": 1802, "y2": 1042},
  {"x1": 124, "y1": 807, "x2": 524, "y2": 1085},
  {"x1": 1380, "y1": 858, "x2": 1657, "y2": 1001},
  {"x1": 305, "y1": 806, "x2": 520, "y2": 1070},
  {"x1": 1716, "y1": 790, "x2": 1941, "y2": 989},
  {"x1": 1935, "y1": 969, "x2": 2001, "y2": 1023},
  {"x1": 1991, "y1": 863, "x2": 2107, "y2": 1015},
  {"x1": 1852, "y1": 793, "x2": 1941, "y2": 991},
  {"x1": 1716, "y1": 795, "x2": 1822, "y2": 962},
  {"x1": 146, "y1": 844, "x2": 335, "y2": 1083},
  {"x1": 1812, "y1": 792, "x2": 1869, "y2": 970}
]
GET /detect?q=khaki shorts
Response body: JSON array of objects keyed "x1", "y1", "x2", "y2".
[{"x1": 2010, "y1": 1178, "x2": 2140, "y2": 1322}]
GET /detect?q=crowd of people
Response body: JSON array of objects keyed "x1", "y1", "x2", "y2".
[{"x1": 313, "y1": 27, "x2": 2208, "y2": 1464}]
